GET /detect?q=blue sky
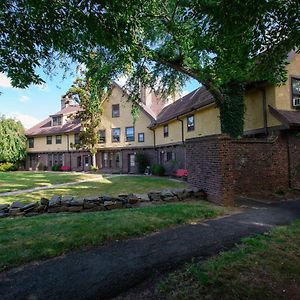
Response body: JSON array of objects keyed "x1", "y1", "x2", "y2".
[{"x1": 0, "y1": 68, "x2": 200, "y2": 129}]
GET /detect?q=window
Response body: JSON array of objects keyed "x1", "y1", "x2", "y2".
[
  {"x1": 103, "y1": 152, "x2": 108, "y2": 168},
  {"x1": 54, "y1": 153, "x2": 63, "y2": 166},
  {"x1": 130, "y1": 154, "x2": 136, "y2": 167},
  {"x1": 125, "y1": 127, "x2": 134, "y2": 142},
  {"x1": 99, "y1": 130, "x2": 106, "y2": 143},
  {"x1": 74, "y1": 133, "x2": 80, "y2": 145},
  {"x1": 84, "y1": 156, "x2": 89, "y2": 166},
  {"x1": 77, "y1": 156, "x2": 82, "y2": 168},
  {"x1": 138, "y1": 133, "x2": 145, "y2": 143},
  {"x1": 187, "y1": 115, "x2": 195, "y2": 131},
  {"x1": 116, "y1": 152, "x2": 121, "y2": 168},
  {"x1": 52, "y1": 116, "x2": 62, "y2": 126},
  {"x1": 163, "y1": 125, "x2": 169, "y2": 137},
  {"x1": 48, "y1": 154, "x2": 53, "y2": 167},
  {"x1": 112, "y1": 104, "x2": 120, "y2": 118},
  {"x1": 56, "y1": 135, "x2": 62, "y2": 144},
  {"x1": 291, "y1": 78, "x2": 300, "y2": 107},
  {"x1": 28, "y1": 137, "x2": 34, "y2": 148},
  {"x1": 46, "y1": 136, "x2": 52, "y2": 145},
  {"x1": 112, "y1": 128, "x2": 120, "y2": 142},
  {"x1": 166, "y1": 152, "x2": 173, "y2": 162}
]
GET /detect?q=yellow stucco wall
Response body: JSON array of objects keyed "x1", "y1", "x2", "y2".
[
  {"x1": 154, "y1": 120, "x2": 182, "y2": 146},
  {"x1": 275, "y1": 53, "x2": 300, "y2": 111}
]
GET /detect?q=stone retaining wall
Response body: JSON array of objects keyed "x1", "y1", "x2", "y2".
[{"x1": 0, "y1": 188, "x2": 207, "y2": 218}]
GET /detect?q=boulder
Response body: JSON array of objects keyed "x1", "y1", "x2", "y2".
[
  {"x1": 104, "y1": 201, "x2": 123, "y2": 210},
  {"x1": 127, "y1": 194, "x2": 139, "y2": 204},
  {"x1": 102, "y1": 195, "x2": 116, "y2": 202},
  {"x1": 40, "y1": 198, "x2": 49, "y2": 206},
  {"x1": 24, "y1": 212, "x2": 39, "y2": 217},
  {"x1": 193, "y1": 188, "x2": 207, "y2": 199},
  {"x1": 21, "y1": 202, "x2": 38, "y2": 213},
  {"x1": 9, "y1": 208, "x2": 24, "y2": 216},
  {"x1": 0, "y1": 204, "x2": 9, "y2": 211},
  {"x1": 69, "y1": 199, "x2": 84, "y2": 207},
  {"x1": 185, "y1": 188, "x2": 194, "y2": 197},
  {"x1": 11, "y1": 201, "x2": 26, "y2": 209},
  {"x1": 160, "y1": 189, "x2": 174, "y2": 199},
  {"x1": 34, "y1": 204, "x2": 47, "y2": 213},
  {"x1": 171, "y1": 189, "x2": 186, "y2": 200},
  {"x1": 48, "y1": 196, "x2": 61, "y2": 207},
  {"x1": 133, "y1": 193, "x2": 150, "y2": 202},
  {"x1": 163, "y1": 196, "x2": 176, "y2": 202},
  {"x1": 148, "y1": 192, "x2": 161, "y2": 201},
  {"x1": 67, "y1": 206, "x2": 83, "y2": 213},
  {"x1": 83, "y1": 202, "x2": 98, "y2": 209},
  {"x1": 0, "y1": 211, "x2": 8, "y2": 218},
  {"x1": 61, "y1": 195, "x2": 74, "y2": 206},
  {"x1": 48, "y1": 206, "x2": 67, "y2": 213}
]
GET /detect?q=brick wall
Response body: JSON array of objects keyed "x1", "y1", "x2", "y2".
[
  {"x1": 288, "y1": 133, "x2": 300, "y2": 189},
  {"x1": 186, "y1": 132, "x2": 292, "y2": 206}
]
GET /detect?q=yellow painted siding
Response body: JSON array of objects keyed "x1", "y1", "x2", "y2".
[
  {"x1": 275, "y1": 53, "x2": 300, "y2": 111},
  {"x1": 155, "y1": 120, "x2": 182, "y2": 145}
]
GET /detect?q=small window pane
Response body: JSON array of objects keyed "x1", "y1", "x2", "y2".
[
  {"x1": 125, "y1": 127, "x2": 134, "y2": 142},
  {"x1": 292, "y1": 78, "x2": 300, "y2": 95},
  {"x1": 53, "y1": 116, "x2": 62, "y2": 126},
  {"x1": 99, "y1": 130, "x2": 106, "y2": 143},
  {"x1": 28, "y1": 138, "x2": 34, "y2": 148},
  {"x1": 163, "y1": 125, "x2": 169, "y2": 137},
  {"x1": 112, "y1": 104, "x2": 120, "y2": 118},
  {"x1": 112, "y1": 128, "x2": 120, "y2": 142},
  {"x1": 138, "y1": 133, "x2": 145, "y2": 142},
  {"x1": 74, "y1": 133, "x2": 80, "y2": 145},
  {"x1": 187, "y1": 115, "x2": 195, "y2": 131},
  {"x1": 46, "y1": 136, "x2": 52, "y2": 144},
  {"x1": 56, "y1": 135, "x2": 62, "y2": 144}
]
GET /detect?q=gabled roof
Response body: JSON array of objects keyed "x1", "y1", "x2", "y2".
[
  {"x1": 269, "y1": 106, "x2": 300, "y2": 128},
  {"x1": 151, "y1": 87, "x2": 214, "y2": 126},
  {"x1": 26, "y1": 106, "x2": 81, "y2": 137}
]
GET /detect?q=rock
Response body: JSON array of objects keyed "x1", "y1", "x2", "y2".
[
  {"x1": 172, "y1": 189, "x2": 186, "y2": 200},
  {"x1": 24, "y1": 212, "x2": 39, "y2": 217},
  {"x1": 103, "y1": 195, "x2": 115, "y2": 202},
  {"x1": 47, "y1": 206, "x2": 66, "y2": 213},
  {"x1": 127, "y1": 194, "x2": 139, "y2": 204},
  {"x1": 11, "y1": 201, "x2": 26, "y2": 209},
  {"x1": 21, "y1": 202, "x2": 38, "y2": 212},
  {"x1": 69, "y1": 199, "x2": 84, "y2": 206},
  {"x1": 160, "y1": 189, "x2": 174, "y2": 199},
  {"x1": 67, "y1": 206, "x2": 83, "y2": 213},
  {"x1": 148, "y1": 192, "x2": 161, "y2": 201},
  {"x1": 48, "y1": 195, "x2": 61, "y2": 207},
  {"x1": 83, "y1": 202, "x2": 98, "y2": 209},
  {"x1": 137, "y1": 202, "x2": 152, "y2": 208},
  {"x1": 163, "y1": 196, "x2": 176, "y2": 202},
  {"x1": 40, "y1": 198, "x2": 49, "y2": 206},
  {"x1": 0, "y1": 204, "x2": 9, "y2": 211},
  {"x1": 133, "y1": 193, "x2": 150, "y2": 202},
  {"x1": 9, "y1": 208, "x2": 24, "y2": 216},
  {"x1": 34, "y1": 204, "x2": 47, "y2": 213},
  {"x1": 193, "y1": 188, "x2": 207, "y2": 199},
  {"x1": 104, "y1": 201, "x2": 123, "y2": 210},
  {"x1": 84, "y1": 197, "x2": 101, "y2": 206},
  {"x1": 185, "y1": 188, "x2": 194, "y2": 197},
  {"x1": 118, "y1": 194, "x2": 128, "y2": 199},
  {"x1": 61, "y1": 195, "x2": 74, "y2": 206},
  {"x1": 0, "y1": 211, "x2": 8, "y2": 218}
]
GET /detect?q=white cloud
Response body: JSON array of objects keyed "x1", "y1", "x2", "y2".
[
  {"x1": 116, "y1": 75, "x2": 128, "y2": 87},
  {"x1": 19, "y1": 95, "x2": 30, "y2": 103},
  {"x1": 8, "y1": 112, "x2": 40, "y2": 129},
  {"x1": 0, "y1": 73, "x2": 12, "y2": 88}
]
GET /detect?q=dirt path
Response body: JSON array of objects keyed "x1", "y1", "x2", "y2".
[{"x1": 1, "y1": 199, "x2": 300, "y2": 300}]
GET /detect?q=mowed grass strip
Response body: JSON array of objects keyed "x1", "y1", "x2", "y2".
[
  {"x1": 0, "y1": 176, "x2": 186, "y2": 205},
  {"x1": 0, "y1": 201, "x2": 224, "y2": 272},
  {"x1": 0, "y1": 171, "x2": 100, "y2": 193},
  {"x1": 157, "y1": 220, "x2": 300, "y2": 300}
]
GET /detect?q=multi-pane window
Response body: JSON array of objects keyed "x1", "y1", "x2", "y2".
[
  {"x1": 116, "y1": 152, "x2": 121, "y2": 168},
  {"x1": 54, "y1": 153, "x2": 63, "y2": 166},
  {"x1": 46, "y1": 136, "x2": 52, "y2": 144},
  {"x1": 56, "y1": 135, "x2": 62, "y2": 144},
  {"x1": 166, "y1": 152, "x2": 173, "y2": 162},
  {"x1": 99, "y1": 130, "x2": 106, "y2": 143},
  {"x1": 291, "y1": 78, "x2": 300, "y2": 107},
  {"x1": 163, "y1": 124, "x2": 169, "y2": 137},
  {"x1": 187, "y1": 115, "x2": 195, "y2": 131},
  {"x1": 112, "y1": 104, "x2": 120, "y2": 118},
  {"x1": 48, "y1": 154, "x2": 53, "y2": 167},
  {"x1": 74, "y1": 133, "x2": 80, "y2": 145},
  {"x1": 125, "y1": 127, "x2": 134, "y2": 142},
  {"x1": 52, "y1": 116, "x2": 62, "y2": 126},
  {"x1": 28, "y1": 137, "x2": 34, "y2": 148},
  {"x1": 112, "y1": 128, "x2": 120, "y2": 142},
  {"x1": 138, "y1": 133, "x2": 145, "y2": 142},
  {"x1": 103, "y1": 152, "x2": 108, "y2": 168}
]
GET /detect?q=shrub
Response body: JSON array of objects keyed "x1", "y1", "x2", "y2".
[
  {"x1": 0, "y1": 162, "x2": 17, "y2": 172},
  {"x1": 135, "y1": 153, "x2": 149, "y2": 174},
  {"x1": 60, "y1": 166, "x2": 71, "y2": 171},
  {"x1": 91, "y1": 165, "x2": 98, "y2": 172},
  {"x1": 51, "y1": 165, "x2": 60, "y2": 171},
  {"x1": 151, "y1": 164, "x2": 165, "y2": 176}
]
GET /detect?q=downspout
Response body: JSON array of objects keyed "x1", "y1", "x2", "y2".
[
  {"x1": 177, "y1": 117, "x2": 184, "y2": 144},
  {"x1": 260, "y1": 88, "x2": 269, "y2": 136},
  {"x1": 150, "y1": 127, "x2": 157, "y2": 164}
]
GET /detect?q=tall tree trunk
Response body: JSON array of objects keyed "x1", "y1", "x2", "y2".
[
  {"x1": 215, "y1": 82, "x2": 245, "y2": 138},
  {"x1": 92, "y1": 152, "x2": 96, "y2": 168}
]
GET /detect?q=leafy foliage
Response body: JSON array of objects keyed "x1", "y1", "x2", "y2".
[
  {"x1": 1, "y1": 1, "x2": 299, "y2": 136},
  {"x1": 151, "y1": 164, "x2": 166, "y2": 176},
  {"x1": 0, "y1": 116, "x2": 27, "y2": 163},
  {"x1": 0, "y1": 162, "x2": 17, "y2": 172},
  {"x1": 135, "y1": 153, "x2": 150, "y2": 174}
]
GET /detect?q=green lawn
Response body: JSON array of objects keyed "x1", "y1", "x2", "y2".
[
  {"x1": 0, "y1": 201, "x2": 225, "y2": 272},
  {"x1": 0, "y1": 176, "x2": 186, "y2": 205},
  {"x1": 157, "y1": 220, "x2": 300, "y2": 300},
  {"x1": 0, "y1": 171, "x2": 100, "y2": 193}
]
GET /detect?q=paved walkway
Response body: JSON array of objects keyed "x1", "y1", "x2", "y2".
[
  {"x1": 1, "y1": 199, "x2": 300, "y2": 300},
  {"x1": 0, "y1": 174, "x2": 119, "y2": 197}
]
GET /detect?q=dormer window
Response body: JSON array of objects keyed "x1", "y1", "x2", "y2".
[
  {"x1": 53, "y1": 116, "x2": 62, "y2": 126},
  {"x1": 112, "y1": 104, "x2": 120, "y2": 118},
  {"x1": 292, "y1": 78, "x2": 300, "y2": 107}
]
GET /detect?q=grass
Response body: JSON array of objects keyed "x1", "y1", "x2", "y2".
[
  {"x1": 0, "y1": 201, "x2": 225, "y2": 272},
  {"x1": 0, "y1": 171, "x2": 100, "y2": 193},
  {"x1": 0, "y1": 176, "x2": 186, "y2": 205},
  {"x1": 157, "y1": 220, "x2": 300, "y2": 300}
]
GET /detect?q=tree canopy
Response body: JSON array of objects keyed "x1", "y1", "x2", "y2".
[
  {"x1": 0, "y1": 116, "x2": 27, "y2": 163},
  {"x1": 1, "y1": 1, "x2": 299, "y2": 136}
]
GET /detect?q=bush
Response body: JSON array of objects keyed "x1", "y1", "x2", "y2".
[
  {"x1": 51, "y1": 165, "x2": 60, "y2": 171},
  {"x1": 0, "y1": 162, "x2": 17, "y2": 172},
  {"x1": 151, "y1": 164, "x2": 165, "y2": 176},
  {"x1": 135, "y1": 153, "x2": 149, "y2": 174},
  {"x1": 91, "y1": 165, "x2": 98, "y2": 172}
]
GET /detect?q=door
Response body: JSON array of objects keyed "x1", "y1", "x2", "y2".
[
  {"x1": 128, "y1": 154, "x2": 136, "y2": 173},
  {"x1": 83, "y1": 155, "x2": 90, "y2": 171}
]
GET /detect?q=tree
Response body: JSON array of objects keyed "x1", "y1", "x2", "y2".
[
  {"x1": 66, "y1": 75, "x2": 108, "y2": 169},
  {"x1": 1, "y1": 1, "x2": 299, "y2": 136},
  {"x1": 0, "y1": 116, "x2": 27, "y2": 163}
]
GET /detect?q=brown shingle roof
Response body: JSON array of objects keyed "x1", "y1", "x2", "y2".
[
  {"x1": 151, "y1": 87, "x2": 214, "y2": 126},
  {"x1": 269, "y1": 106, "x2": 300, "y2": 127},
  {"x1": 26, "y1": 106, "x2": 81, "y2": 137}
]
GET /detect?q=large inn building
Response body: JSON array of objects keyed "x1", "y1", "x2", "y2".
[{"x1": 26, "y1": 52, "x2": 300, "y2": 204}]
